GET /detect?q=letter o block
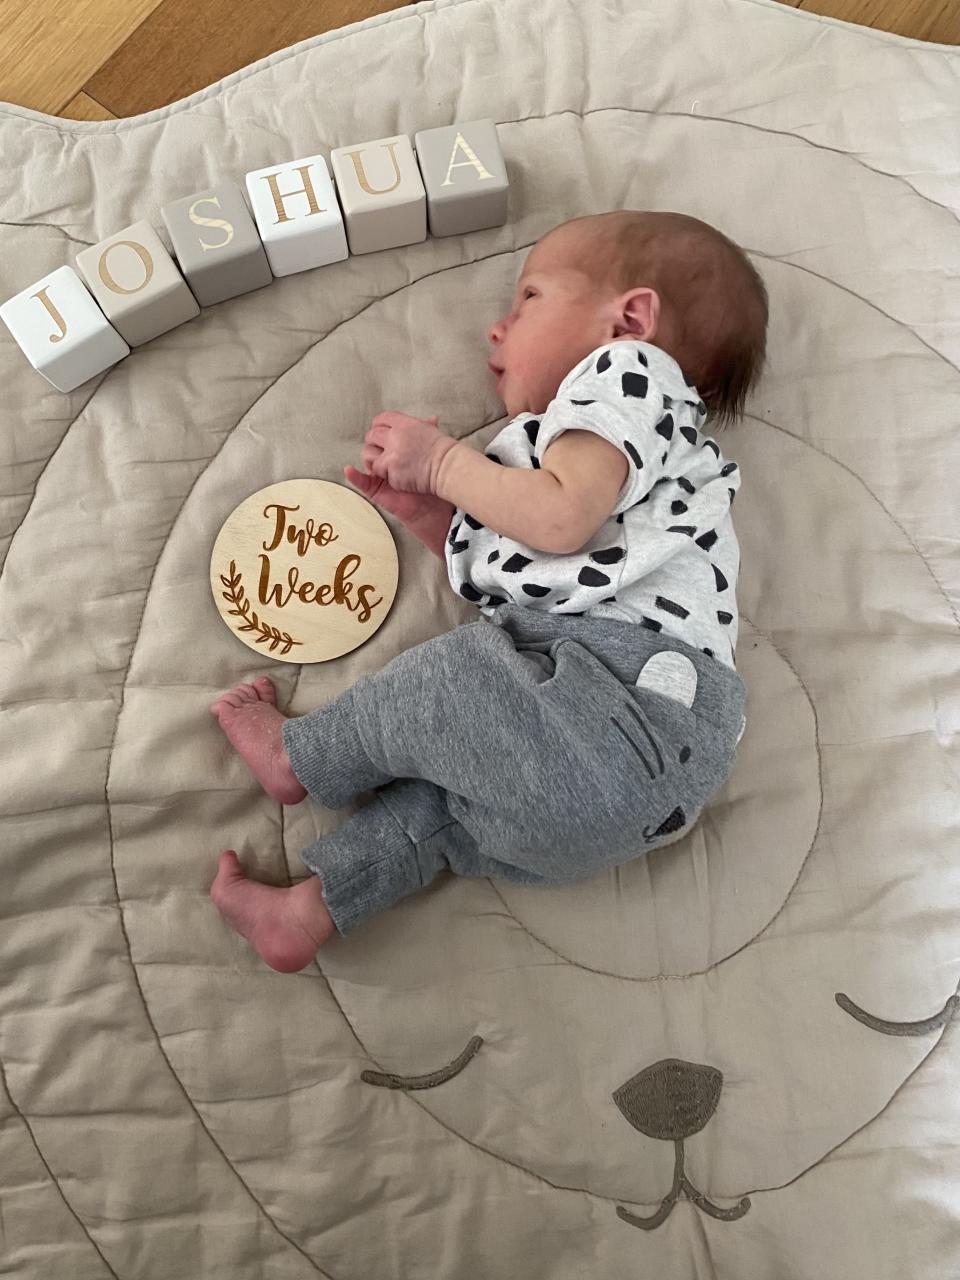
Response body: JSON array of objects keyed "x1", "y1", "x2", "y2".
[
  {"x1": 161, "y1": 180, "x2": 272, "y2": 307},
  {"x1": 414, "y1": 119, "x2": 509, "y2": 238},
  {"x1": 330, "y1": 134, "x2": 426, "y2": 256},
  {"x1": 245, "y1": 155, "x2": 349, "y2": 277},
  {"x1": 75, "y1": 219, "x2": 200, "y2": 347},
  {"x1": 0, "y1": 265, "x2": 129, "y2": 392}
]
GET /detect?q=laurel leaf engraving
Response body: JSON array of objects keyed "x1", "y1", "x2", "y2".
[{"x1": 219, "y1": 561, "x2": 303, "y2": 653}]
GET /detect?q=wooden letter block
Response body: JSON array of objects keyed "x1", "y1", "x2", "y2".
[
  {"x1": 414, "y1": 119, "x2": 509, "y2": 238},
  {"x1": 161, "y1": 180, "x2": 272, "y2": 307},
  {"x1": 329, "y1": 134, "x2": 426, "y2": 256},
  {"x1": 244, "y1": 154, "x2": 348, "y2": 277},
  {"x1": 75, "y1": 219, "x2": 200, "y2": 347},
  {"x1": 0, "y1": 265, "x2": 129, "y2": 392}
]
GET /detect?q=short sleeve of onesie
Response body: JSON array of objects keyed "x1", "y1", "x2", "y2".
[{"x1": 534, "y1": 342, "x2": 678, "y2": 516}]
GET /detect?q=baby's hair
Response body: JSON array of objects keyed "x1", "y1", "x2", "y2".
[{"x1": 556, "y1": 211, "x2": 769, "y2": 428}]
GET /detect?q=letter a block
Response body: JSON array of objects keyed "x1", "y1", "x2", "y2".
[
  {"x1": 414, "y1": 119, "x2": 509, "y2": 238},
  {"x1": 0, "y1": 265, "x2": 129, "y2": 392},
  {"x1": 330, "y1": 134, "x2": 426, "y2": 256},
  {"x1": 161, "y1": 180, "x2": 272, "y2": 307},
  {"x1": 75, "y1": 219, "x2": 200, "y2": 347},
  {"x1": 245, "y1": 155, "x2": 348, "y2": 277}
]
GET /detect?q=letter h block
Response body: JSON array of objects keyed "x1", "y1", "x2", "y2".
[{"x1": 245, "y1": 155, "x2": 348, "y2": 277}]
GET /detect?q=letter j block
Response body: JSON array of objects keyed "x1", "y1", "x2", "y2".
[{"x1": 0, "y1": 265, "x2": 129, "y2": 392}]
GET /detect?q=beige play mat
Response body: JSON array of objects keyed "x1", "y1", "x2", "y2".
[{"x1": 1, "y1": 0, "x2": 958, "y2": 1275}]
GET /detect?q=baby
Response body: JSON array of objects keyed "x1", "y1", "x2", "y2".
[{"x1": 208, "y1": 210, "x2": 769, "y2": 971}]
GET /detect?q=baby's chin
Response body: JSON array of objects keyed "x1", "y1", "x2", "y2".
[{"x1": 502, "y1": 389, "x2": 549, "y2": 419}]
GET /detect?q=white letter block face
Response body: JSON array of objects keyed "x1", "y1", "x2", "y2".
[
  {"x1": 245, "y1": 155, "x2": 348, "y2": 278},
  {"x1": 0, "y1": 265, "x2": 129, "y2": 392},
  {"x1": 414, "y1": 119, "x2": 509, "y2": 238},
  {"x1": 75, "y1": 219, "x2": 201, "y2": 347},
  {"x1": 330, "y1": 134, "x2": 426, "y2": 256}
]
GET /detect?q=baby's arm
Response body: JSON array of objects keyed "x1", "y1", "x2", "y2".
[
  {"x1": 434, "y1": 431, "x2": 627, "y2": 555},
  {"x1": 408, "y1": 495, "x2": 457, "y2": 560},
  {"x1": 344, "y1": 463, "x2": 455, "y2": 560}
]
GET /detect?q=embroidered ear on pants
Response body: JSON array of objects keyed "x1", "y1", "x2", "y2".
[{"x1": 635, "y1": 651, "x2": 698, "y2": 709}]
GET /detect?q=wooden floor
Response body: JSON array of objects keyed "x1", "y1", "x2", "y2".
[{"x1": 0, "y1": 0, "x2": 956, "y2": 121}]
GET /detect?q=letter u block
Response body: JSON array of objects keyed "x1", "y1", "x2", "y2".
[
  {"x1": 413, "y1": 119, "x2": 509, "y2": 237},
  {"x1": 329, "y1": 134, "x2": 426, "y2": 256},
  {"x1": 75, "y1": 219, "x2": 200, "y2": 347},
  {"x1": 245, "y1": 155, "x2": 348, "y2": 277},
  {"x1": 0, "y1": 265, "x2": 129, "y2": 392},
  {"x1": 161, "y1": 180, "x2": 272, "y2": 307}
]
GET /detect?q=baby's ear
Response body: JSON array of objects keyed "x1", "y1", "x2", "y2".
[{"x1": 617, "y1": 287, "x2": 660, "y2": 341}]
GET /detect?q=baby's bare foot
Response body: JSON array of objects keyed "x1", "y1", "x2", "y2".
[
  {"x1": 210, "y1": 676, "x2": 306, "y2": 805},
  {"x1": 211, "y1": 850, "x2": 336, "y2": 971}
]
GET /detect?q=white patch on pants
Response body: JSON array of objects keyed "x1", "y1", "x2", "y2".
[
  {"x1": 634, "y1": 651, "x2": 699, "y2": 709},
  {"x1": 635, "y1": 650, "x2": 747, "y2": 743}
]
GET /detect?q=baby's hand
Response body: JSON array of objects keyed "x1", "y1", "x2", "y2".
[
  {"x1": 345, "y1": 417, "x2": 456, "y2": 528},
  {"x1": 361, "y1": 411, "x2": 457, "y2": 496}
]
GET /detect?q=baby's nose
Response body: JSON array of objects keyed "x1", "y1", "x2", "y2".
[{"x1": 487, "y1": 317, "x2": 506, "y2": 346}]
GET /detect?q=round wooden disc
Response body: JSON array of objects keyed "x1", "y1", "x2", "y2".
[{"x1": 210, "y1": 478, "x2": 398, "y2": 663}]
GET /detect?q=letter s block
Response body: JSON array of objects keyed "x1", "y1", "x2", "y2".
[
  {"x1": 245, "y1": 154, "x2": 348, "y2": 277},
  {"x1": 413, "y1": 119, "x2": 509, "y2": 238},
  {"x1": 75, "y1": 219, "x2": 200, "y2": 347},
  {"x1": 0, "y1": 265, "x2": 129, "y2": 392},
  {"x1": 330, "y1": 134, "x2": 426, "y2": 256},
  {"x1": 161, "y1": 180, "x2": 272, "y2": 307}
]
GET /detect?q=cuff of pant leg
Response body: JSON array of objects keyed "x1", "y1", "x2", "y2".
[
  {"x1": 298, "y1": 796, "x2": 424, "y2": 936},
  {"x1": 282, "y1": 688, "x2": 391, "y2": 811}
]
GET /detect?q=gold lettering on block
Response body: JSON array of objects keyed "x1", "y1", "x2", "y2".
[
  {"x1": 188, "y1": 196, "x2": 235, "y2": 251},
  {"x1": 262, "y1": 167, "x2": 323, "y2": 225},
  {"x1": 345, "y1": 142, "x2": 402, "y2": 196},
  {"x1": 31, "y1": 286, "x2": 68, "y2": 343},
  {"x1": 441, "y1": 133, "x2": 494, "y2": 187},
  {"x1": 98, "y1": 241, "x2": 154, "y2": 295}
]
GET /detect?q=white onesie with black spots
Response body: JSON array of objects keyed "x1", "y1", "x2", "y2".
[{"x1": 444, "y1": 339, "x2": 742, "y2": 669}]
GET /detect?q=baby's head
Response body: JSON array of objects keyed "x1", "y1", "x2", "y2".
[{"x1": 487, "y1": 211, "x2": 768, "y2": 427}]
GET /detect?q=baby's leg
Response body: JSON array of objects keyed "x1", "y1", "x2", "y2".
[
  {"x1": 286, "y1": 626, "x2": 745, "y2": 936},
  {"x1": 210, "y1": 677, "x2": 307, "y2": 805},
  {"x1": 210, "y1": 850, "x2": 335, "y2": 971}
]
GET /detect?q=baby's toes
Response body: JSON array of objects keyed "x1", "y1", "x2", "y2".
[
  {"x1": 253, "y1": 676, "x2": 277, "y2": 704},
  {"x1": 210, "y1": 690, "x2": 244, "y2": 715}
]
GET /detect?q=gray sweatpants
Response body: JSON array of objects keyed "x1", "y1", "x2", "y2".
[{"x1": 281, "y1": 604, "x2": 746, "y2": 936}]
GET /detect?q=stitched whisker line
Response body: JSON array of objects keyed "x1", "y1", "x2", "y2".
[
  {"x1": 610, "y1": 716, "x2": 656, "y2": 779},
  {"x1": 620, "y1": 701, "x2": 665, "y2": 774}
]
